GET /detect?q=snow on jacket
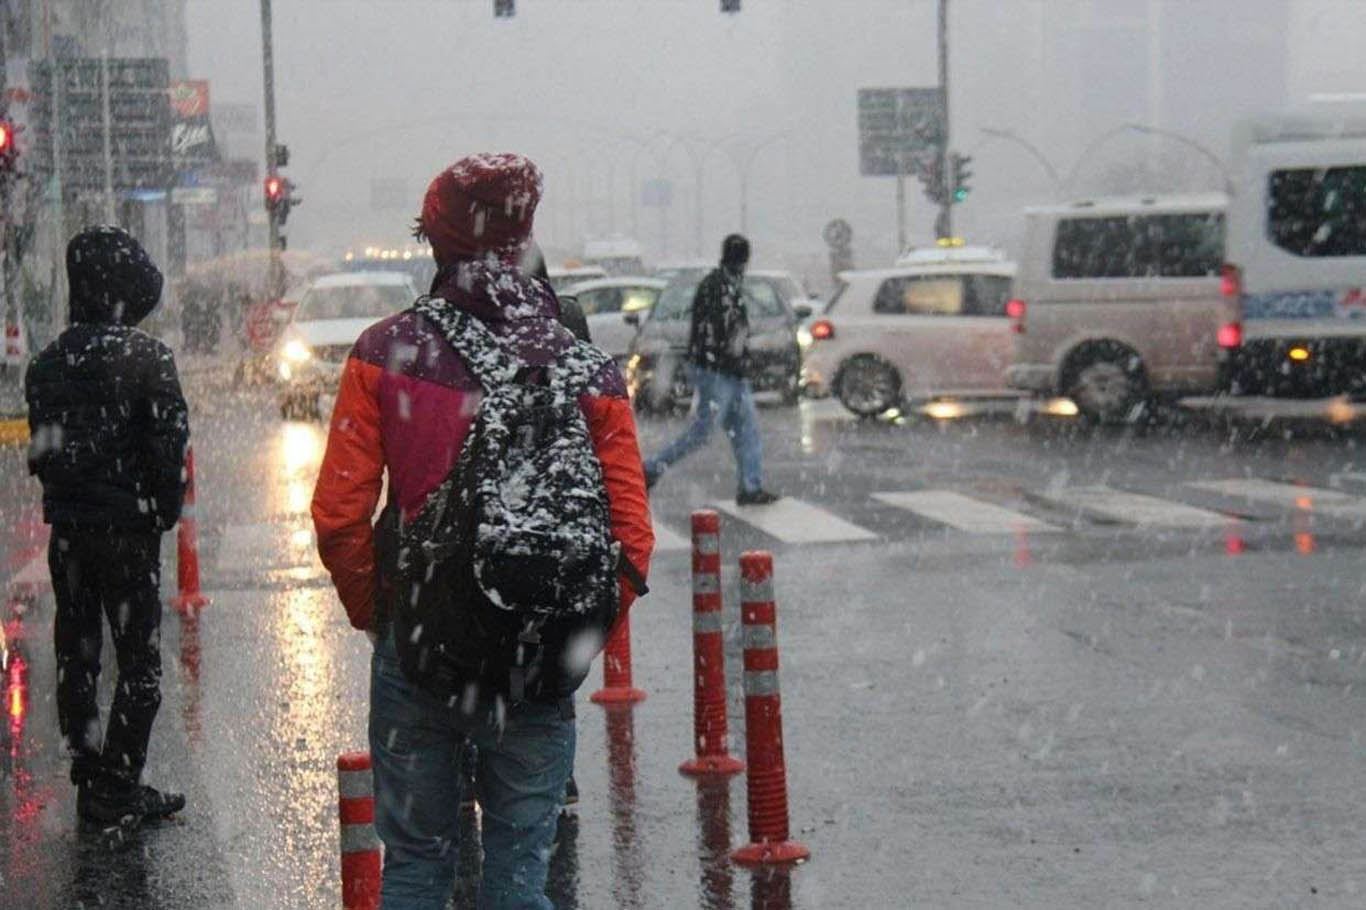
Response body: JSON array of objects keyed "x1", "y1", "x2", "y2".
[
  {"x1": 687, "y1": 265, "x2": 750, "y2": 378},
  {"x1": 25, "y1": 226, "x2": 189, "y2": 531},
  {"x1": 311, "y1": 259, "x2": 654, "y2": 632}
]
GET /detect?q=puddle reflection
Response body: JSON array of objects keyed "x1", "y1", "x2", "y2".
[
  {"x1": 605, "y1": 706, "x2": 643, "y2": 910},
  {"x1": 749, "y1": 864, "x2": 794, "y2": 910},
  {"x1": 696, "y1": 778, "x2": 737, "y2": 909},
  {"x1": 177, "y1": 612, "x2": 203, "y2": 746}
]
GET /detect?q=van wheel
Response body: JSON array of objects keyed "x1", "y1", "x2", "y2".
[
  {"x1": 837, "y1": 355, "x2": 901, "y2": 417},
  {"x1": 1066, "y1": 344, "x2": 1148, "y2": 424}
]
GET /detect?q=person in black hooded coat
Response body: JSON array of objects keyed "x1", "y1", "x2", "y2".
[{"x1": 25, "y1": 225, "x2": 189, "y2": 827}]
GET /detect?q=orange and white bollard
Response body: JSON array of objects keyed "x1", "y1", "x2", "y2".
[
  {"x1": 172, "y1": 446, "x2": 209, "y2": 616},
  {"x1": 731, "y1": 551, "x2": 809, "y2": 866},
  {"x1": 679, "y1": 510, "x2": 744, "y2": 776},
  {"x1": 337, "y1": 752, "x2": 381, "y2": 910},
  {"x1": 590, "y1": 612, "x2": 647, "y2": 705}
]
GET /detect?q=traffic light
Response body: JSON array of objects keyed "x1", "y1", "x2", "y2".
[
  {"x1": 273, "y1": 143, "x2": 289, "y2": 168},
  {"x1": 494, "y1": 0, "x2": 514, "y2": 17},
  {"x1": 0, "y1": 121, "x2": 17, "y2": 176},
  {"x1": 919, "y1": 158, "x2": 948, "y2": 207},
  {"x1": 721, "y1": 0, "x2": 741, "y2": 11},
  {"x1": 951, "y1": 152, "x2": 973, "y2": 203},
  {"x1": 264, "y1": 175, "x2": 285, "y2": 210},
  {"x1": 264, "y1": 176, "x2": 301, "y2": 225}
]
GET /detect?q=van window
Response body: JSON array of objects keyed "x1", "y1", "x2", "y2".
[
  {"x1": 1052, "y1": 213, "x2": 1225, "y2": 279},
  {"x1": 873, "y1": 274, "x2": 1012, "y2": 316},
  {"x1": 1267, "y1": 166, "x2": 1366, "y2": 258}
]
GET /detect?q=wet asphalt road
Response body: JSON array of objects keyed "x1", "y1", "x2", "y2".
[{"x1": 5, "y1": 376, "x2": 1366, "y2": 908}]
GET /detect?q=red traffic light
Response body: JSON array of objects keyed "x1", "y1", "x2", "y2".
[
  {"x1": 264, "y1": 176, "x2": 284, "y2": 205},
  {"x1": 0, "y1": 123, "x2": 11, "y2": 152}
]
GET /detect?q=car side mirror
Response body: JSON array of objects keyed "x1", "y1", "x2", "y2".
[
  {"x1": 793, "y1": 304, "x2": 813, "y2": 320},
  {"x1": 624, "y1": 312, "x2": 641, "y2": 327}
]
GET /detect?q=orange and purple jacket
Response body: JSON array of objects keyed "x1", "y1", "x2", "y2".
[{"x1": 311, "y1": 261, "x2": 654, "y2": 633}]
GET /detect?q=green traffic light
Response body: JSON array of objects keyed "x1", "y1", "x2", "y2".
[{"x1": 954, "y1": 188, "x2": 970, "y2": 202}]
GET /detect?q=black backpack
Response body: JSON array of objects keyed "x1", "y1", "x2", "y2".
[{"x1": 389, "y1": 296, "x2": 645, "y2": 705}]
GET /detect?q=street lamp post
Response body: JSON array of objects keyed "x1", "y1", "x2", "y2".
[
  {"x1": 260, "y1": 0, "x2": 283, "y2": 300},
  {"x1": 1063, "y1": 122, "x2": 1232, "y2": 197},
  {"x1": 978, "y1": 127, "x2": 1061, "y2": 197}
]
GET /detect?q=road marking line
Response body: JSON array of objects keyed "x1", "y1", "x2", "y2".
[
  {"x1": 1187, "y1": 478, "x2": 1366, "y2": 516},
  {"x1": 1035, "y1": 486, "x2": 1236, "y2": 528},
  {"x1": 872, "y1": 490, "x2": 1061, "y2": 534},
  {"x1": 651, "y1": 519, "x2": 691, "y2": 552},
  {"x1": 713, "y1": 497, "x2": 879, "y2": 544}
]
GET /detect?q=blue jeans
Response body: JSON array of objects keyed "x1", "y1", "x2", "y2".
[
  {"x1": 369, "y1": 632, "x2": 575, "y2": 910},
  {"x1": 644, "y1": 365, "x2": 764, "y2": 494}
]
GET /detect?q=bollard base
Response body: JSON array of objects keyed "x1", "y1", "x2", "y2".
[
  {"x1": 679, "y1": 754, "x2": 745, "y2": 777},
  {"x1": 589, "y1": 686, "x2": 647, "y2": 705},
  {"x1": 732, "y1": 839, "x2": 810, "y2": 866},
  {"x1": 171, "y1": 593, "x2": 210, "y2": 617}
]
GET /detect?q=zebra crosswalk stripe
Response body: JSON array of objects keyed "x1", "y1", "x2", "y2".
[
  {"x1": 872, "y1": 490, "x2": 1060, "y2": 534},
  {"x1": 651, "y1": 519, "x2": 692, "y2": 552},
  {"x1": 712, "y1": 497, "x2": 879, "y2": 544},
  {"x1": 1032, "y1": 486, "x2": 1236, "y2": 528},
  {"x1": 1187, "y1": 478, "x2": 1366, "y2": 516}
]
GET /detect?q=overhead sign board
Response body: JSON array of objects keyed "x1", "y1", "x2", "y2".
[
  {"x1": 28, "y1": 57, "x2": 173, "y2": 191},
  {"x1": 857, "y1": 87, "x2": 944, "y2": 178}
]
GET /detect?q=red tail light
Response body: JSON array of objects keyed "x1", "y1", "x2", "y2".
[
  {"x1": 809, "y1": 319, "x2": 835, "y2": 341},
  {"x1": 1220, "y1": 263, "x2": 1242, "y2": 299},
  {"x1": 1005, "y1": 298, "x2": 1026, "y2": 334},
  {"x1": 1218, "y1": 264, "x2": 1242, "y2": 349},
  {"x1": 1217, "y1": 322, "x2": 1242, "y2": 349}
]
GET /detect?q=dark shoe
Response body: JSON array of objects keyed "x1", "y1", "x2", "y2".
[
  {"x1": 736, "y1": 489, "x2": 780, "y2": 506},
  {"x1": 561, "y1": 775, "x2": 579, "y2": 814},
  {"x1": 137, "y1": 785, "x2": 186, "y2": 821},
  {"x1": 78, "y1": 781, "x2": 184, "y2": 827},
  {"x1": 644, "y1": 464, "x2": 661, "y2": 490}
]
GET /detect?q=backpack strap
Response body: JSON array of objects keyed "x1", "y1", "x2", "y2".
[
  {"x1": 547, "y1": 339, "x2": 614, "y2": 400},
  {"x1": 414, "y1": 295, "x2": 519, "y2": 391}
]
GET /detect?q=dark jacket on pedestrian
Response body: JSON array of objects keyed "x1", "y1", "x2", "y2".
[
  {"x1": 687, "y1": 265, "x2": 749, "y2": 378},
  {"x1": 25, "y1": 226, "x2": 189, "y2": 531}
]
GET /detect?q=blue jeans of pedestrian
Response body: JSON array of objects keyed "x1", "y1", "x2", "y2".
[
  {"x1": 368, "y1": 631, "x2": 575, "y2": 910},
  {"x1": 644, "y1": 365, "x2": 764, "y2": 494}
]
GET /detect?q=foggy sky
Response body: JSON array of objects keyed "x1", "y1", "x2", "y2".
[{"x1": 186, "y1": 0, "x2": 1366, "y2": 277}]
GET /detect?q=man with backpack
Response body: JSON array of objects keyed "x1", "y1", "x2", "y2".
[
  {"x1": 642, "y1": 233, "x2": 780, "y2": 504},
  {"x1": 26, "y1": 226, "x2": 189, "y2": 832},
  {"x1": 312, "y1": 153, "x2": 653, "y2": 909}
]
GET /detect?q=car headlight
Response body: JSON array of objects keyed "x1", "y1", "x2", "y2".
[{"x1": 282, "y1": 339, "x2": 313, "y2": 363}]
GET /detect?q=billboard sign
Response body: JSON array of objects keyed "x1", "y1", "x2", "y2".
[{"x1": 857, "y1": 87, "x2": 944, "y2": 178}]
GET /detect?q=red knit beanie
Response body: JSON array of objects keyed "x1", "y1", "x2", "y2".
[{"x1": 417, "y1": 153, "x2": 542, "y2": 266}]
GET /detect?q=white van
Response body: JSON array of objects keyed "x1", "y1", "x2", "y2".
[
  {"x1": 1225, "y1": 113, "x2": 1366, "y2": 396},
  {"x1": 1007, "y1": 194, "x2": 1234, "y2": 421}
]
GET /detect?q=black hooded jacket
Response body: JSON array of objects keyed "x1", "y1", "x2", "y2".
[
  {"x1": 25, "y1": 226, "x2": 189, "y2": 531},
  {"x1": 687, "y1": 265, "x2": 750, "y2": 378}
]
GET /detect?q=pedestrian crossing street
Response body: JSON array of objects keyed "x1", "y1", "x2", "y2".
[{"x1": 650, "y1": 475, "x2": 1366, "y2": 551}]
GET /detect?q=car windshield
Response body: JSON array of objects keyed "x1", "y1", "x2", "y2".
[
  {"x1": 650, "y1": 282, "x2": 697, "y2": 321},
  {"x1": 298, "y1": 283, "x2": 411, "y2": 320},
  {"x1": 647, "y1": 278, "x2": 786, "y2": 321}
]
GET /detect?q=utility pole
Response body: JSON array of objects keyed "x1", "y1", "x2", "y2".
[
  {"x1": 936, "y1": 0, "x2": 951, "y2": 240},
  {"x1": 260, "y1": 0, "x2": 283, "y2": 300}
]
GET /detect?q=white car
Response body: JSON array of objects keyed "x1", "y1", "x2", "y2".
[
  {"x1": 801, "y1": 246, "x2": 1019, "y2": 416},
  {"x1": 560, "y1": 277, "x2": 665, "y2": 362},
  {"x1": 276, "y1": 271, "x2": 417, "y2": 419},
  {"x1": 546, "y1": 266, "x2": 607, "y2": 293}
]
